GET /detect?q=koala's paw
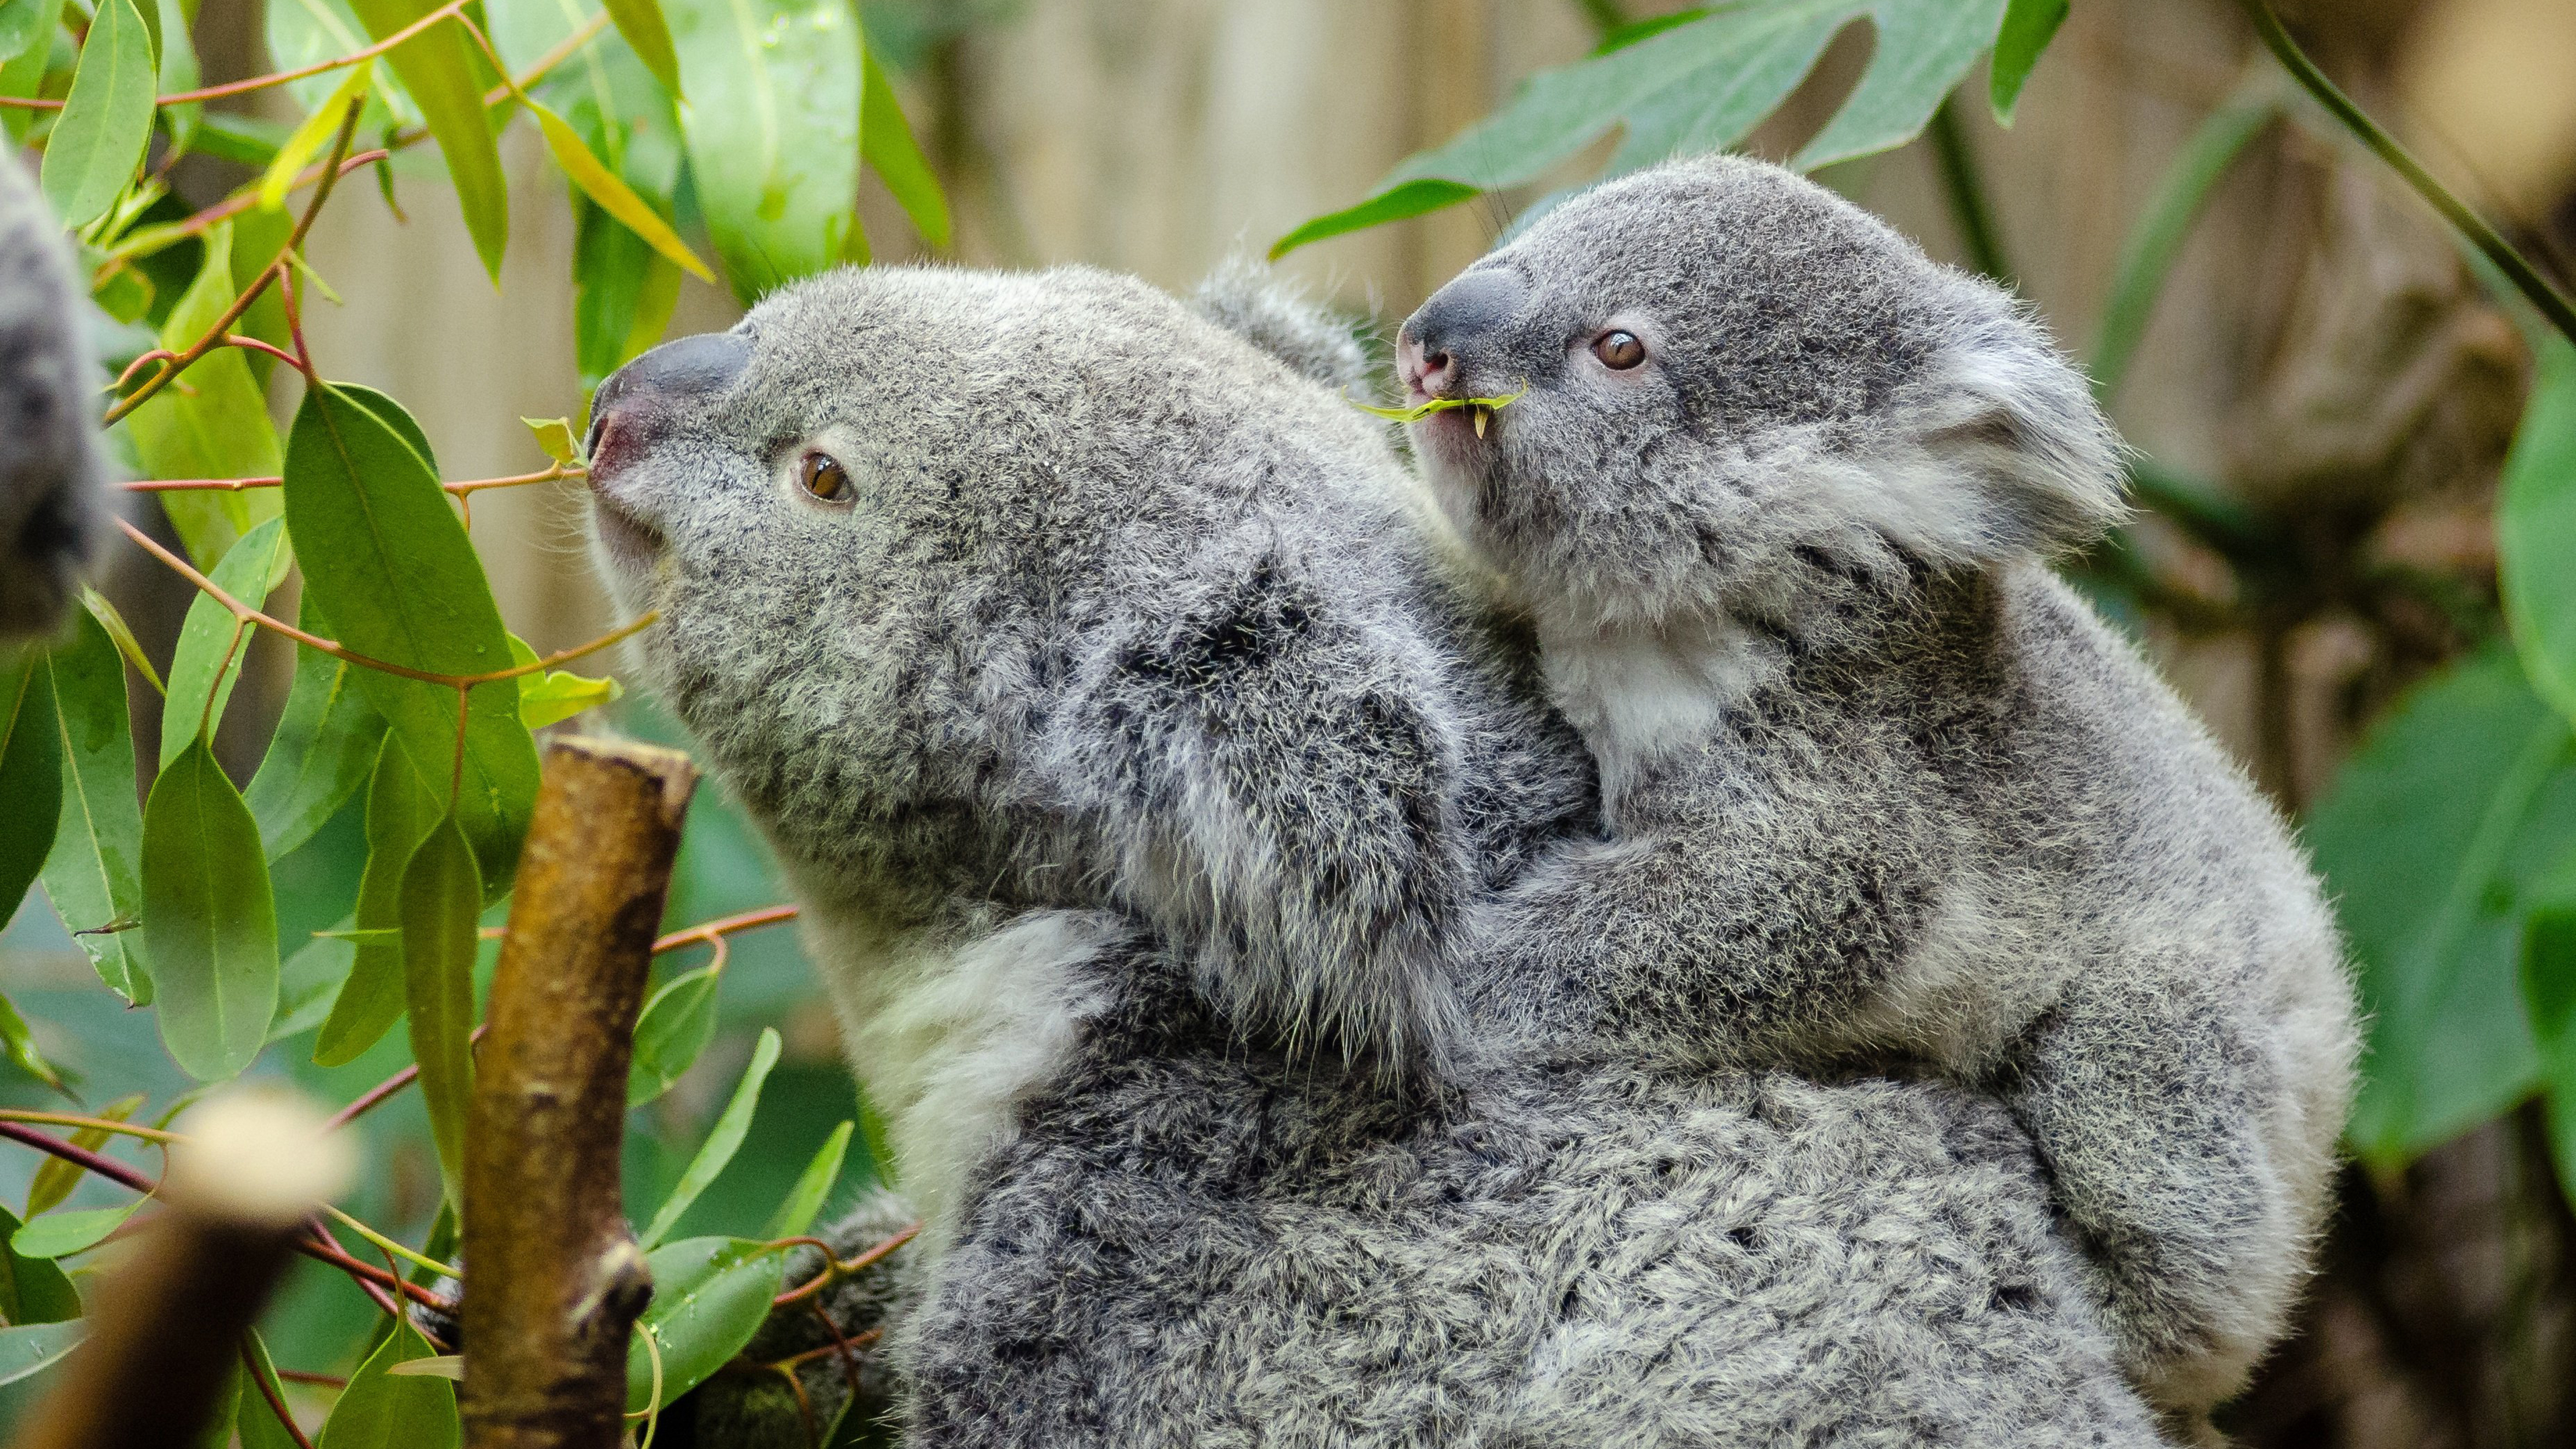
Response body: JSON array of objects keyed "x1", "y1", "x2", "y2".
[{"x1": 676, "y1": 1190, "x2": 924, "y2": 1449}]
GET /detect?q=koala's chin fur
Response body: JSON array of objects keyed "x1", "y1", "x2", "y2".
[
  {"x1": 1, "y1": 148, "x2": 111, "y2": 639},
  {"x1": 588, "y1": 261, "x2": 2185, "y2": 1446},
  {"x1": 1400, "y1": 156, "x2": 2359, "y2": 1421}
]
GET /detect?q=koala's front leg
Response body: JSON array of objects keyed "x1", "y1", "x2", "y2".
[
  {"x1": 680, "y1": 1190, "x2": 926, "y2": 1448},
  {"x1": 2001, "y1": 972, "x2": 2304, "y2": 1422}
]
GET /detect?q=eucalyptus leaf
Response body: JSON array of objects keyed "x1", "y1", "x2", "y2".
[
  {"x1": 152, "y1": 0, "x2": 199, "y2": 155},
  {"x1": 24, "y1": 1092, "x2": 139, "y2": 1215},
  {"x1": 640, "y1": 1026, "x2": 781, "y2": 1248},
  {"x1": 0, "y1": 991, "x2": 66, "y2": 1095},
  {"x1": 667, "y1": 0, "x2": 861, "y2": 301},
  {"x1": 763, "y1": 1120, "x2": 852, "y2": 1240},
  {"x1": 38, "y1": 0, "x2": 154, "y2": 228},
  {"x1": 318, "y1": 1319, "x2": 457, "y2": 1449},
  {"x1": 237, "y1": 1330, "x2": 303, "y2": 1449},
  {"x1": 0, "y1": 650, "x2": 61, "y2": 922},
  {"x1": 1986, "y1": 0, "x2": 2067, "y2": 125},
  {"x1": 2501, "y1": 335, "x2": 2576, "y2": 726},
  {"x1": 2090, "y1": 87, "x2": 2277, "y2": 402},
  {"x1": 143, "y1": 734, "x2": 280, "y2": 1081},
  {"x1": 245, "y1": 598, "x2": 386, "y2": 860},
  {"x1": 36, "y1": 608, "x2": 150, "y2": 1004},
  {"x1": 0, "y1": 1205, "x2": 82, "y2": 1324},
  {"x1": 2525, "y1": 859, "x2": 2576, "y2": 1203},
  {"x1": 271, "y1": 926, "x2": 356, "y2": 1041},
  {"x1": 0, "y1": 1320, "x2": 83, "y2": 1387},
  {"x1": 124, "y1": 223, "x2": 286, "y2": 570},
  {"x1": 400, "y1": 813, "x2": 480, "y2": 1213},
  {"x1": 602, "y1": 0, "x2": 681, "y2": 96},
  {"x1": 529, "y1": 96, "x2": 711, "y2": 280},
  {"x1": 282, "y1": 382, "x2": 540, "y2": 899},
  {"x1": 0, "y1": 0, "x2": 50, "y2": 64},
  {"x1": 859, "y1": 48, "x2": 947, "y2": 247},
  {"x1": 315, "y1": 735, "x2": 436, "y2": 1066},
  {"x1": 626, "y1": 963, "x2": 719, "y2": 1106},
  {"x1": 346, "y1": 0, "x2": 508, "y2": 278},
  {"x1": 2308, "y1": 647, "x2": 2576, "y2": 1161},
  {"x1": 12, "y1": 1197, "x2": 143, "y2": 1258},
  {"x1": 0, "y1": 0, "x2": 62, "y2": 145},
  {"x1": 624, "y1": 1236, "x2": 786, "y2": 1411},
  {"x1": 158, "y1": 513, "x2": 291, "y2": 769}
]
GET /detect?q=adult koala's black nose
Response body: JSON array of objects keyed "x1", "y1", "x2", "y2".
[
  {"x1": 1398, "y1": 268, "x2": 1527, "y2": 396},
  {"x1": 587, "y1": 331, "x2": 753, "y2": 461}
]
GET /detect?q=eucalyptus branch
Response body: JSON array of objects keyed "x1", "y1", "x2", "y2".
[
  {"x1": 771, "y1": 1224, "x2": 920, "y2": 1309},
  {"x1": 2240, "y1": 0, "x2": 2576, "y2": 346},
  {"x1": 244, "y1": 1342, "x2": 322, "y2": 1449},
  {"x1": 123, "y1": 464, "x2": 584, "y2": 498},
  {"x1": 0, "y1": 0, "x2": 473, "y2": 111}
]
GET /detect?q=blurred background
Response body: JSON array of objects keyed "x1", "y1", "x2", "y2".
[{"x1": 7, "y1": 0, "x2": 2576, "y2": 1443}]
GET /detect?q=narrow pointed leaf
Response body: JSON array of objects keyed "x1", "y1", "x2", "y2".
[
  {"x1": 319, "y1": 1320, "x2": 457, "y2": 1449},
  {"x1": 400, "y1": 813, "x2": 480, "y2": 1214},
  {"x1": 859, "y1": 49, "x2": 947, "y2": 247},
  {"x1": 0, "y1": 652, "x2": 61, "y2": 919},
  {"x1": 0, "y1": 991, "x2": 66, "y2": 1095},
  {"x1": 258, "y1": 56, "x2": 371, "y2": 211},
  {"x1": 282, "y1": 382, "x2": 539, "y2": 898},
  {"x1": 626, "y1": 963, "x2": 720, "y2": 1106},
  {"x1": 80, "y1": 588, "x2": 162, "y2": 696},
  {"x1": 316, "y1": 735, "x2": 437, "y2": 1065},
  {"x1": 1267, "y1": 180, "x2": 1481, "y2": 260},
  {"x1": 37, "y1": 608, "x2": 150, "y2": 1004},
  {"x1": 0, "y1": 1206, "x2": 83, "y2": 1324},
  {"x1": 12, "y1": 1197, "x2": 143, "y2": 1258},
  {"x1": 763, "y1": 1120, "x2": 852, "y2": 1240},
  {"x1": 520, "y1": 415, "x2": 578, "y2": 467},
  {"x1": 272, "y1": 926, "x2": 357, "y2": 1041},
  {"x1": 528, "y1": 97, "x2": 712, "y2": 280},
  {"x1": 640, "y1": 1026, "x2": 781, "y2": 1248},
  {"x1": 144, "y1": 735, "x2": 280, "y2": 1080},
  {"x1": 38, "y1": 0, "x2": 154, "y2": 227},
  {"x1": 669, "y1": 0, "x2": 861, "y2": 301},
  {"x1": 2090, "y1": 89, "x2": 2277, "y2": 402},
  {"x1": 347, "y1": 0, "x2": 507, "y2": 278},
  {"x1": 125, "y1": 223, "x2": 285, "y2": 570},
  {"x1": 24, "y1": 1093, "x2": 140, "y2": 1215},
  {"x1": 624, "y1": 1236, "x2": 785, "y2": 1411},
  {"x1": 602, "y1": 0, "x2": 681, "y2": 96},
  {"x1": 245, "y1": 598, "x2": 387, "y2": 859},
  {"x1": 159, "y1": 514, "x2": 291, "y2": 769},
  {"x1": 237, "y1": 1330, "x2": 303, "y2": 1449},
  {"x1": 1988, "y1": 0, "x2": 2066, "y2": 125},
  {"x1": 152, "y1": 0, "x2": 200, "y2": 156},
  {"x1": 2502, "y1": 336, "x2": 2576, "y2": 725},
  {"x1": 0, "y1": 1322, "x2": 83, "y2": 1387}
]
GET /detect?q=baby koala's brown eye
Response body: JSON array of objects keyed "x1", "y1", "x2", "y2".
[
  {"x1": 798, "y1": 451, "x2": 852, "y2": 504},
  {"x1": 1592, "y1": 329, "x2": 1646, "y2": 370}
]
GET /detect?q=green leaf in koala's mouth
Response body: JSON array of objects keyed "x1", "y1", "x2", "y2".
[{"x1": 1347, "y1": 384, "x2": 1530, "y2": 426}]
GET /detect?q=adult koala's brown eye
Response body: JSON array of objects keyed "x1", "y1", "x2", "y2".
[
  {"x1": 1592, "y1": 330, "x2": 1646, "y2": 370},
  {"x1": 798, "y1": 451, "x2": 853, "y2": 504}
]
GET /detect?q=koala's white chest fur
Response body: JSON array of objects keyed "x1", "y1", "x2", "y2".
[
  {"x1": 1532, "y1": 608, "x2": 1774, "y2": 810},
  {"x1": 790, "y1": 894, "x2": 1120, "y2": 1256}
]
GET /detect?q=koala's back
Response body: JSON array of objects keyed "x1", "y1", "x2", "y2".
[
  {"x1": 906, "y1": 935, "x2": 2171, "y2": 1449},
  {"x1": 1, "y1": 146, "x2": 108, "y2": 637}
]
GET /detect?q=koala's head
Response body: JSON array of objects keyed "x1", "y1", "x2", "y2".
[
  {"x1": 1395, "y1": 155, "x2": 2124, "y2": 633},
  {"x1": 1, "y1": 150, "x2": 110, "y2": 639},
  {"x1": 583, "y1": 264, "x2": 1576, "y2": 1073}
]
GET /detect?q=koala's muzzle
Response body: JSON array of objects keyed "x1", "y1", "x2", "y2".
[
  {"x1": 1398, "y1": 268, "x2": 1527, "y2": 400},
  {"x1": 588, "y1": 331, "x2": 753, "y2": 464}
]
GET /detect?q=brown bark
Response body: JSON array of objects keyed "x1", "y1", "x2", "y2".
[
  {"x1": 9, "y1": 1092, "x2": 354, "y2": 1449},
  {"x1": 460, "y1": 737, "x2": 698, "y2": 1449}
]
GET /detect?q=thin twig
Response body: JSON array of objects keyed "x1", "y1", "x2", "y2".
[
  {"x1": 244, "y1": 1340, "x2": 322, "y2": 1449},
  {"x1": 771, "y1": 1225, "x2": 921, "y2": 1309},
  {"x1": 122, "y1": 464, "x2": 583, "y2": 498},
  {"x1": 0, "y1": 0, "x2": 472, "y2": 110}
]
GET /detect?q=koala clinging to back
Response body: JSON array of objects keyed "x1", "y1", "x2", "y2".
[{"x1": 1396, "y1": 155, "x2": 2359, "y2": 1417}]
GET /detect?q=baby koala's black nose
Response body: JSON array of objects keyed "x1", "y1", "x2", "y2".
[
  {"x1": 588, "y1": 331, "x2": 753, "y2": 460},
  {"x1": 1399, "y1": 268, "x2": 1527, "y2": 397}
]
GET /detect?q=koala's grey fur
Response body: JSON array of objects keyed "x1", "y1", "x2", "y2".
[
  {"x1": 0, "y1": 146, "x2": 109, "y2": 639},
  {"x1": 1189, "y1": 255, "x2": 1373, "y2": 396},
  {"x1": 1398, "y1": 156, "x2": 2358, "y2": 1418},
  {"x1": 588, "y1": 261, "x2": 2178, "y2": 1445}
]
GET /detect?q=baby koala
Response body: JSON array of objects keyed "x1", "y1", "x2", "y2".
[{"x1": 1396, "y1": 155, "x2": 2357, "y2": 1419}]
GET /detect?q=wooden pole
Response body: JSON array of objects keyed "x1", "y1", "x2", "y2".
[
  {"x1": 10, "y1": 1091, "x2": 355, "y2": 1449},
  {"x1": 461, "y1": 737, "x2": 697, "y2": 1449}
]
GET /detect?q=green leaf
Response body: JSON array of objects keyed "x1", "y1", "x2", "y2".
[
  {"x1": 25, "y1": 1093, "x2": 142, "y2": 1216},
  {"x1": 347, "y1": 0, "x2": 508, "y2": 279},
  {"x1": 400, "y1": 813, "x2": 480, "y2": 1214},
  {"x1": 237, "y1": 1330, "x2": 303, "y2": 1449},
  {"x1": 13, "y1": 1198, "x2": 142, "y2": 1258},
  {"x1": 143, "y1": 734, "x2": 281, "y2": 1081},
  {"x1": 0, "y1": 1205, "x2": 83, "y2": 1324},
  {"x1": 158, "y1": 513, "x2": 291, "y2": 769},
  {"x1": 597, "y1": 0, "x2": 680, "y2": 94},
  {"x1": 530, "y1": 97, "x2": 714, "y2": 281},
  {"x1": 318, "y1": 1320, "x2": 457, "y2": 1449},
  {"x1": 0, "y1": 1321, "x2": 84, "y2": 1387},
  {"x1": 1274, "y1": 0, "x2": 2014, "y2": 256},
  {"x1": 2090, "y1": 87, "x2": 2276, "y2": 402},
  {"x1": 245, "y1": 600, "x2": 388, "y2": 860},
  {"x1": 266, "y1": 0, "x2": 417, "y2": 128},
  {"x1": 36, "y1": 608, "x2": 150, "y2": 1004},
  {"x1": 624, "y1": 1236, "x2": 786, "y2": 1411},
  {"x1": 272, "y1": 924, "x2": 356, "y2": 1041},
  {"x1": 2525, "y1": 855, "x2": 2576, "y2": 1203},
  {"x1": 0, "y1": 0, "x2": 63, "y2": 146},
  {"x1": 38, "y1": 0, "x2": 154, "y2": 228},
  {"x1": 282, "y1": 382, "x2": 540, "y2": 899},
  {"x1": 2502, "y1": 335, "x2": 2576, "y2": 725},
  {"x1": 508, "y1": 635, "x2": 621, "y2": 729},
  {"x1": 0, "y1": 651, "x2": 62, "y2": 924},
  {"x1": 575, "y1": 201, "x2": 683, "y2": 395},
  {"x1": 152, "y1": 0, "x2": 200, "y2": 156},
  {"x1": 859, "y1": 48, "x2": 946, "y2": 247},
  {"x1": 2308, "y1": 646, "x2": 2576, "y2": 1161},
  {"x1": 763, "y1": 1120, "x2": 851, "y2": 1240},
  {"x1": 190, "y1": 110, "x2": 293, "y2": 168},
  {"x1": 80, "y1": 586, "x2": 163, "y2": 696},
  {"x1": 0, "y1": 990, "x2": 66, "y2": 1095},
  {"x1": 315, "y1": 735, "x2": 438, "y2": 1067},
  {"x1": 1987, "y1": 0, "x2": 2065, "y2": 125},
  {"x1": 668, "y1": 0, "x2": 861, "y2": 302},
  {"x1": 640, "y1": 1026, "x2": 780, "y2": 1248},
  {"x1": 123, "y1": 222, "x2": 286, "y2": 570},
  {"x1": 626, "y1": 963, "x2": 720, "y2": 1107},
  {"x1": 521, "y1": 415, "x2": 579, "y2": 467},
  {"x1": 0, "y1": 0, "x2": 51, "y2": 64},
  {"x1": 258, "y1": 56, "x2": 371, "y2": 212}
]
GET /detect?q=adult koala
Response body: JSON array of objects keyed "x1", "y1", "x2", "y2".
[
  {"x1": 0, "y1": 147, "x2": 109, "y2": 639},
  {"x1": 586, "y1": 264, "x2": 2174, "y2": 1446}
]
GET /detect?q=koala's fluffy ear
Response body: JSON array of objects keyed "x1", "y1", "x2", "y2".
[
  {"x1": 1051, "y1": 537, "x2": 1472, "y2": 1078},
  {"x1": 1189, "y1": 258, "x2": 1374, "y2": 397},
  {"x1": 1886, "y1": 296, "x2": 2129, "y2": 562},
  {"x1": 0, "y1": 149, "x2": 111, "y2": 639}
]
